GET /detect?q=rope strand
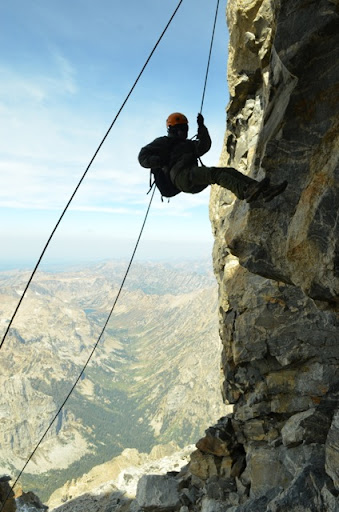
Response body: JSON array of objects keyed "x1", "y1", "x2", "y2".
[
  {"x1": 0, "y1": 0, "x2": 184, "y2": 352},
  {"x1": 200, "y1": 0, "x2": 220, "y2": 113},
  {"x1": 0, "y1": 186, "x2": 156, "y2": 511}
]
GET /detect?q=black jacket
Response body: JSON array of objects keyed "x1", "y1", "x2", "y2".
[{"x1": 138, "y1": 124, "x2": 212, "y2": 178}]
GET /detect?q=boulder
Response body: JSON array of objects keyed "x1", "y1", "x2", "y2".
[{"x1": 136, "y1": 475, "x2": 180, "y2": 511}]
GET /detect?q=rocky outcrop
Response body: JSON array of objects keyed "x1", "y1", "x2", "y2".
[
  {"x1": 0, "y1": 476, "x2": 16, "y2": 512},
  {"x1": 0, "y1": 476, "x2": 48, "y2": 512},
  {"x1": 47, "y1": 444, "x2": 194, "y2": 512},
  {"x1": 218, "y1": 0, "x2": 339, "y2": 304},
  {"x1": 133, "y1": 0, "x2": 339, "y2": 510},
  {"x1": 47, "y1": 443, "x2": 191, "y2": 510},
  {"x1": 16, "y1": 491, "x2": 48, "y2": 511}
]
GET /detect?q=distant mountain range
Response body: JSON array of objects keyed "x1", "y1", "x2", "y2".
[{"x1": 0, "y1": 260, "x2": 225, "y2": 501}]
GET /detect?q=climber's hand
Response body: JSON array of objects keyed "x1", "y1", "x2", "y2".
[{"x1": 197, "y1": 113, "x2": 204, "y2": 127}]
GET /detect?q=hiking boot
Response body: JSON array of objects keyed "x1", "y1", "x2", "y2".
[
  {"x1": 263, "y1": 180, "x2": 288, "y2": 202},
  {"x1": 244, "y1": 177, "x2": 270, "y2": 203}
]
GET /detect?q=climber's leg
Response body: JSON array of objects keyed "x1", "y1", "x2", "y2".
[
  {"x1": 190, "y1": 166, "x2": 269, "y2": 201},
  {"x1": 172, "y1": 165, "x2": 285, "y2": 202},
  {"x1": 262, "y1": 180, "x2": 288, "y2": 202},
  {"x1": 215, "y1": 167, "x2": 264, "y2": 200},
  {"x1": 173, "y1": 166, "x2": 251, "y2": 198}
]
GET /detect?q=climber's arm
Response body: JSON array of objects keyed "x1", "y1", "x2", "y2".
[
  {"x1": 195, "y1": 115, "x2": 212, "y2": 156},
  {"x1": 138, "y1": 137, "x2": 169, "y2": 168}
]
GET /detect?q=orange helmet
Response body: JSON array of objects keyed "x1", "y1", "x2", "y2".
[{"x1": 166, "y1": 112, "x2": 188, "y2": 128}]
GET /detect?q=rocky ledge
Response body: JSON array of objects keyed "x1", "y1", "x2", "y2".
[{"x1": 0, "y1": 475, "x2": 47, "y2": 512}]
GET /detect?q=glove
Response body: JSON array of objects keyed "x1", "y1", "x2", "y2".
[
  {"x1": 197, "y1": 113, "x2": 204, "y2": 127},
  {"x1": 149, "y1": 155, "x2": 162, "y2": 168}
]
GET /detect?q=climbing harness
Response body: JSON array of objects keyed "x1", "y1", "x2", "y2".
[{"x1": 0, "y1": 0, "x2": 221, "y2": 506}]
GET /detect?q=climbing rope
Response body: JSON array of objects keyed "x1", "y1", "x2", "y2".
[
  {"x1": 0, "y1": 0, "x2": 184, "y2": 353},
  {"x1": 194, "y1": 0, "x2": 220, "y2": 168},
  {"x1": 200, "y1": 0, "x2": 220, "y2": 113},
  {"x1": 0, "y1": 186, "x2": 156, "y2": 511}
]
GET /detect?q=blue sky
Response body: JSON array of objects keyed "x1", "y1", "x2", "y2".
[{"x1": 0, "y1": 0, "x2": 229, "y2": 268}]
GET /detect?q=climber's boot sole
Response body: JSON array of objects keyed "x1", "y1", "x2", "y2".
[
  {"x1": 264, "y1": 180, "x2": 288, "y2": 202},
  {"x1": 245, "y1": 177, "x2": 270, "y2": 203}
]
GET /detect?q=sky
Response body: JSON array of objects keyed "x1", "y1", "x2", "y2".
[{"x1": 0, "y1": 0, "x2": 229, "y2": 269}]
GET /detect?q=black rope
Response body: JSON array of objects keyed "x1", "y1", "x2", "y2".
[
  {"x1": 0, "y1": 0, "x2": 184, "y2": 352},
  {"x1": 200, "y1": 0, "x2": 220, "y2": 113},
  {"x1": 0, "y1": 186, "x2": 156, "y2": 511}
]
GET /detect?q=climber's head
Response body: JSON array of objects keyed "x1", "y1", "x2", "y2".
[{"x1": 166, "y1": 112, "x2": 188, "y2": 139}]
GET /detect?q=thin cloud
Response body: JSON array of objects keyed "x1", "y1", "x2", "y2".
[
  {"x1": 0, "y1": 51, "x2": 77, "y2": 106},
  {"x1": 52, "y1": 51, "x2": 77, "y2": 95}
]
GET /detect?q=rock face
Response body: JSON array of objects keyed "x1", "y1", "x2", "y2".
[
  {"x1": 47, "y1": 443, "x2": 193, "y2": 510},
  {"x1": 207, "y1": 0, "x2": 338, "y2": 509},
  {"x1": 0, "y1": 476, "x2": 16, "y2": 512},
  {"x1": 134, "y1": 0, "x2": 339, "y2": 511},
  {"x1": 220, "y1": 0, "x2": 339, "y2": 305},
  {"x1": 16, "y1": 491, "x2": 48, "y2": 511}
]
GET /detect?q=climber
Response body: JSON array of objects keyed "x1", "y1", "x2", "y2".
[{"x1": 138, "y1": 112, "x2": 288, "y2": 201}]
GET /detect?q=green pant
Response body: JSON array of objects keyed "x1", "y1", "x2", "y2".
[{"x1": 173, "y1": 166, "x2": 255, "y2": 199}]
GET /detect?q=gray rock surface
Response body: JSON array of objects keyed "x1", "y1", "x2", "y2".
[
  {"x1": 47, "y1": 444, "x2": 194, "y2": 510},
  {"x1": 136, "y1": 475, "x2": 180, "y2": 511},
  {"x1": 16, "y1": 492, "x2": 48, "y2": 511}
]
